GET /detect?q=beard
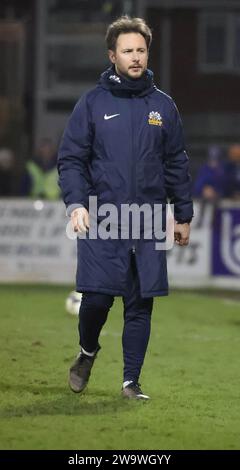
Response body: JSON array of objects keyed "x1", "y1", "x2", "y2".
[{"x1": 116, "y1": 64, "x2": 145, "y2": 80}]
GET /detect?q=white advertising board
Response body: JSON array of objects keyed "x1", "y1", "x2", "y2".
[
  {"x1": 0, "y1": 199, "x2": 239, "y2": 289},
  {"x1": 0, "y1": 199, "x2": 76, "y2": 283}
]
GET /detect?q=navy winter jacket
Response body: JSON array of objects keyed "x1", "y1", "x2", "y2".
[{"x1": 58, "y1": 66, "x2": 193, "y2": 297}]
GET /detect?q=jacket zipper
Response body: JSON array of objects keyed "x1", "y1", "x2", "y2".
[{"x1": 131, "y1": 96, "x2": 137, "y2": 253}]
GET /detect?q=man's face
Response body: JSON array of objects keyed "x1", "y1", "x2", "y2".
[{"x1": 108, "y1": 32, "x2": 148, "y2": 79}]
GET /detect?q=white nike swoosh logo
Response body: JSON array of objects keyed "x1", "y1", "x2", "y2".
[{"x1": 104, "y1": 113, "x2": 120, "y2": 120}]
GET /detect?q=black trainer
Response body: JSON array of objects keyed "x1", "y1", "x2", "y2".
[
  {"x1": 122, "y1": 381, "x2": 150, "y2": 400},
  {"x1": 69, "y1": 346, "x2": 100, "y2": 393}
]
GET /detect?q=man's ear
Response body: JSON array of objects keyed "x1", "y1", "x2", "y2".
[{"x1": 108, "y1": 49, "x2": 116, "y2": 64}]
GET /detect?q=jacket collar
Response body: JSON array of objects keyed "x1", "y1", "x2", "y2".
[{"x1": 98, "y1": 65, "x2": 156, "y2": 97}]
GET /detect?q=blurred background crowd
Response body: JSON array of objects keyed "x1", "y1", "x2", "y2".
[{"x1": 1, "y1": 0, "x2": 240, "y2": 204}]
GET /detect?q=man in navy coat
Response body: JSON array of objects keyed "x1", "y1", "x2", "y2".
[{"x1": 58, "y1": 16, "x2": 193, "y2": 399}]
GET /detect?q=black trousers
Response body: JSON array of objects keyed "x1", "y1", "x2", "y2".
[{"x1": 78, "y1": 253, "x2": 153, "y2": 383}]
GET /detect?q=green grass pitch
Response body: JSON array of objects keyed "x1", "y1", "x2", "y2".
[{"x1": 0, "y1": 285, "x2": 240, "y2": 450}]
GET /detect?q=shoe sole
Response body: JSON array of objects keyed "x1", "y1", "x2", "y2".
[
  {"x1": 122, "y1": 393, "x2": 150, "y2": 400},
  {"x1": 68, "y1": 380, "x2": 88, "y2": 394}
]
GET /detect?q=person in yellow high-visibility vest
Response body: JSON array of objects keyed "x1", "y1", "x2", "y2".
[{"x1": 21, "y1": 138, "x2": 60, "y2": 200}]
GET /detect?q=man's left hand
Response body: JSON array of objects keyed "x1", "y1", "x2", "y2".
[{"x1": 174, "y1": 222, "x2": 190, "y2": 246}]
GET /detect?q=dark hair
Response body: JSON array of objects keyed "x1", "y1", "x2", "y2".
[{"x1": 105, "y1": 15, "x2": 152, "y2": 51}]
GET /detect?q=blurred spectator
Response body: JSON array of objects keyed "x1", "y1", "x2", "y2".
[
  {"x1": 224, "y1": 144, "x2": 240, "y2": 200},
  {"x1": 21, "y1": 138, "x2": 60, "y2": 200},
  {"x1": 193, "y1": 145, "x2": 225, "y2": 227},
  {"x1": 0, "y1": 148, "x2": 15, "y2": 197},
  {"x1": 193, "y1": 145, "x2": 225, "y2": 199}
]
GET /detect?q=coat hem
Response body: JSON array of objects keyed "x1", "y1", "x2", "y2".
[
  {"x1": 76, "y1": 285, "x2": 169, "y2": 298},
  {"x1": 141, "y1": 290, "x2": 169, "y2": 298},
  {"x1": 76, "y1": 285, "x2": 125, "y2": 296}
]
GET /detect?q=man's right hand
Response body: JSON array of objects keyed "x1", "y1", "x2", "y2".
[{"x1": 71, "y1": 207, "x2": 89, "y2": 233}]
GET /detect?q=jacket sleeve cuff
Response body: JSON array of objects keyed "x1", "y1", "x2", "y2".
[{"x1": 175, "y1": 218, "x2": 193, "y2": 224}]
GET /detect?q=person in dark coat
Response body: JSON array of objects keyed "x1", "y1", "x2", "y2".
[
  {"x1": 193, "y1": 145, "x2": 225, "y2": 227},
  {"x1": 0, "y1": 148, "x2": 15, "y2": 196},
  {"x1": 224, "y1": 144, "x2": 240, "y2": 200},
  {"x1": 193, "y1": 145, "x2": 225, "y2": 199},
  {"x1": 58, "y1": 16, "x2": 193, "y2": 400}
]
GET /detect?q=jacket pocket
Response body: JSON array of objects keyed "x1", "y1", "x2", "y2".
[
  {"x1": 91, "y1": 162, "x2": 127, "y2": 204},
  {"x1": 137, "y1": 162, "x2": 166, "y2": 202}
]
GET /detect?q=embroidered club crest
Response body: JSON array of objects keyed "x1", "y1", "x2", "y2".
[{"x1": 148, "y1": 111, "x2": 163, "y2": 126}]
